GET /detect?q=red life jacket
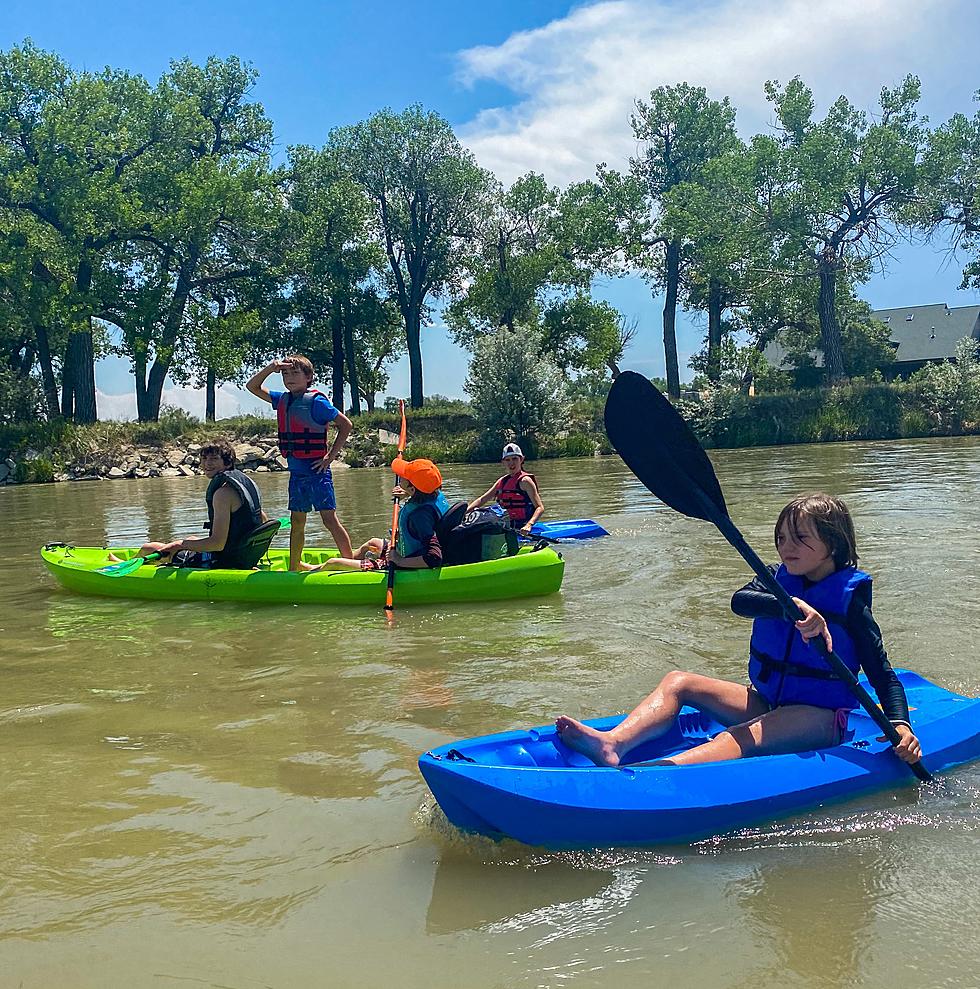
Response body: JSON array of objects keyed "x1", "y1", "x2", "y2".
[
  {"x1": 276, "y1": 390, "x2": 328, "y2": 459},
  {"x1": 496, "y1": 470, "x2": 537, "y2": 525}
]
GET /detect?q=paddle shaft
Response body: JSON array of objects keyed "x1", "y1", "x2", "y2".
[
  {"x1": 692, "y1": 485, "x2": 932, "y2": 783},
  {"x1": 385, "y1": 401, "x2": 408, "y2": 615}
]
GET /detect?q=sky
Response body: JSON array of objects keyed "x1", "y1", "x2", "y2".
[{"x1": 5, "y1": 0, "x2": 980, "y2": 419}]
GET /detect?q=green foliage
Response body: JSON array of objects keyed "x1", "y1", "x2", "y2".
[
  {"x1": 910, "y1": 337, "x2": 980, "y2": 432},
  {"x1": 465, "y1": 326, "x2": 570, "y2": 450}
]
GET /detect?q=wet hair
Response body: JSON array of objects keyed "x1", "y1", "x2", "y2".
[
  {"x1": 775, "y1": 493, "x2": 858, "y2": 569},
  {"x1": 285, "y1": 354, "x2": 315, "y2": 384},
  {"x1": 200, "y1": 440, "x2": 236, "y2": 469}
]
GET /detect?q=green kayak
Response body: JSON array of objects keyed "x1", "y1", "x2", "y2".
[{"x1": 40, "y1": 544, "x2": 564, "y2": 607}]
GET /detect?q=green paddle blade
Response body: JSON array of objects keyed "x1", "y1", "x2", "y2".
[{"x1": 99, "y1": 550, "x2": 164, "y2": 576}]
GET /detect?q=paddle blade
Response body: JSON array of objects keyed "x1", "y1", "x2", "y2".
[
  {"x1": 604, "y1": 371, "x2": 727, "y2": 523},
  {"x1": 397, "y1": 399, "x2": 407, "y2": 453}
]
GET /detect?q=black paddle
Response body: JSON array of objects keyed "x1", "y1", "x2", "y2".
[{"x1": 604, "y1": 370, "x2": 931, "y2": 783}]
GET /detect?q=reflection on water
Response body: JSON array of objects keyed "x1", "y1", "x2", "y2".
[{"x1": 3, "y1": 438, "x2": 980, "y2": 987}]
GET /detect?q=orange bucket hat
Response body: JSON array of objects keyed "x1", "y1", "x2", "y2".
[{"x1": 391, "y1": 456, "x2": 443, "y2": 494}]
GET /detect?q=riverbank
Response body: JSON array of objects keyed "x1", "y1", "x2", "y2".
[{"x1": 2, "y1": 379, "x2": 977, "y2": 486}]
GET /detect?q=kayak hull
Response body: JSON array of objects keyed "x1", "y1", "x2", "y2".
[
  {"x1": 529, "y1": 518, "x2": 608, "y2": 540},
  {"x1": 40, "y1": 544, "x2": 564, "y2": 607},
  {"x1": 419, "y1": 671, "x2": 980, "y2": 848}
]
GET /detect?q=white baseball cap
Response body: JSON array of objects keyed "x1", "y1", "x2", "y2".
[{"x1": 501, "y1": 443, "x2": 524, "y2": 459}]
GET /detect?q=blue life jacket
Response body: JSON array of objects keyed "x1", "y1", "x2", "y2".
[
  {"x1": 396, "y1": 490, "x2": 449, "y2": 559},
  {"x1": 748, "y1": 564, "x2": 871, "y2": 710},
  {"x1": 276, "y1": 390, "x2": 328, "y2": 459}
]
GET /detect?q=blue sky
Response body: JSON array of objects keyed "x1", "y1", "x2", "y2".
[{"x1": 4, "y1": 0, "x2": 980, "y2": 418}]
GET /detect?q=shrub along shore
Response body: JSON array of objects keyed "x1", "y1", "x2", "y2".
[{"x1": 2, "y1": 380, "x2": 978, "y2": 488}]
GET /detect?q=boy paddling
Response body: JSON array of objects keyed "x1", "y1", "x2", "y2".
[
  {"x1": 247, "y1": 355, "x2": 353, "y2": 569},
  {"x1": 468, "y1": 443, "x2": 544, "y2": 537}
]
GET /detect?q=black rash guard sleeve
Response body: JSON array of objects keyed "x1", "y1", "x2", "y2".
[{"x1": 730, "y1": 566, "x2": 911, "y2": 726}]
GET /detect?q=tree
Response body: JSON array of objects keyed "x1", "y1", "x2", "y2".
[
  {"x1": 628, "y1": 84, "x2": 740, "y2": 398},
  {"x1": 0, "y1": 41, "x2": 165, "y2": 421},
  {"x1": 465, "y1": 326, "x2": 569, "y2": 450},
  {"x1": 329, "y1": 106, "x2": 493, "y2": 408},
  {"x1": 103, "y1": 56, "x2": 280, "y2": 420},
  {"x1": 917, "y1": 93, "x2": 980, "y2": 289},
  {"x1": 762, "y1": 76, "x2": 924, "y2": 380}
]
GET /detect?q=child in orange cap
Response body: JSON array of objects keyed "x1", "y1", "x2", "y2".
[{"x1": 312, "y1": 457, "x2": 450, "y2": 571}]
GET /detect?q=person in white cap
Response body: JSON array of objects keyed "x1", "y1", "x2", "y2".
[{"x1": 467, "y1": 442, "x2": 544, "y2": 536}]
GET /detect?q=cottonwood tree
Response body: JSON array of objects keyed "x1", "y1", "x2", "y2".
[{"x1": 329, "y1": 106, "x2": 493, "y2": 408}]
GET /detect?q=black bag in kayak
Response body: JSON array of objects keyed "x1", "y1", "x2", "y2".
[{"x1": 438, "y1": 502, "x2": 520, "y2": 566}]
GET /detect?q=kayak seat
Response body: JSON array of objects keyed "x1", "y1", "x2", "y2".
[{"x1": 235, "y1": 519, "x2": 282, "y2": 569}]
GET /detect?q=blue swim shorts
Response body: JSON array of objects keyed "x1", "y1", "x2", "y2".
[{"x1": 288, "y1": 469, "x2": 337, "y2": 513}]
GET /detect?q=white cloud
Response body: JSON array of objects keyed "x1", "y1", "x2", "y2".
[
  {"x1": 457, "y1": 0, "x2": 977, "y2": 185},
  {"x1": 97, "y1": 384, "x2": 273, "y2": 422}
]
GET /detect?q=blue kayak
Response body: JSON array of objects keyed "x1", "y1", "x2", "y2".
[
  {"x1": 529, "y1": 518, "x2": 609, "y2": 541},
  {"x1": 419, "y1": 671, "x2": 980, "y2": 848}
]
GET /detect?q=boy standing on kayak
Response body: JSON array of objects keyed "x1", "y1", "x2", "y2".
[
  {"x1": 556, "y1": 493, "x2": 922, "y2": 768},
  {"x1": 246, "y1": 355, "x2": 353, "y2": 570},
  {"x1": 468, "y1": 443, "x2": 544, "y2": 537}
]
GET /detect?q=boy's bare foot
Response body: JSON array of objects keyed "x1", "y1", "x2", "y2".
[
  {"x1": 297, "y1": 560, "x2": 319, "y2": 572},
  {"x1": 555, "y1": 716, "x2": 621, "y2": 767},
  {"x1": 107, "y1": 552, "x2": 123, "y2": 563}
]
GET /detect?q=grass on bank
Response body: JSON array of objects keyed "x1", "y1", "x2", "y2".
[{"x1": 3, "y1": 378, "x2": 978, "y2": 485}]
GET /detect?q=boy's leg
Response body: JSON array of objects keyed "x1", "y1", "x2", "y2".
[
  {"x1": 556, "y1": 671, "x2": 769, "y2": 767},
  {"x1": 319, "y1": 509, "x2": 353, "y2": 559},
  {"x1": 656, "y1": 704, "x2": 839, "y2": 767},
  {"x1": 288, "y1": 512, "x2": 307, "y2": 571}
]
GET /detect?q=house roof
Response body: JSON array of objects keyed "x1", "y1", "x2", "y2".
[
  {"x1": 762, "y1": 302, "x2": 980, "y2": 370},
  {"x1": 872, "y1": 303, "x2": 980, "y2": 363}
]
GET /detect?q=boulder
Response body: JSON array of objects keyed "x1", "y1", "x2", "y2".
[
  {"x1": 178, "y1": 464, "x2": 195, "y2": 477},
  {"x1": 166, "y1": 449, "x2": 186, "y2": 468},
  {"x1": 160, "y1": 467, "x2": 182, "y2": 478},
  {"x1": 54, "y1": 472, "x2": 70, "y2": 482},
  {"x1": 377, "y1": 429, "x2": 400, "y2": 445},
  {"x1": 135, "y1": 468, "x2": 151, "y2": 479},
  {"x1": 274, "y1": 456, "x2": 288, "y2": 470},
  {"x1": 187, "y1": 442, "x2": 202, "y2": 453},
  {"x1": 234, "y1": 443, "x2": 265, "y2": 464},
  {"x1": 254, "y1": 465, "x2": 270, "y2": 472},
  {"x1": 0, "y1": 463, "x2": 8, "y2": 482},
  {"x1": 107, "y1": 466, "x2": 127, "y2": 479}
]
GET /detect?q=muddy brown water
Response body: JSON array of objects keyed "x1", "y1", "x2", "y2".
[{"x1": 3, "y1": 439, "x2": 979, "y2": 988}]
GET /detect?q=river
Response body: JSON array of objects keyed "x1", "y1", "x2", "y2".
[{"x1": 3, "y1": 438, "x2": 979, "y2": 988}]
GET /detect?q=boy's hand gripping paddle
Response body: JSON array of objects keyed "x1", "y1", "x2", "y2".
[{"x1": 604, "y1": 370, "x2": 930, "y2": 782}]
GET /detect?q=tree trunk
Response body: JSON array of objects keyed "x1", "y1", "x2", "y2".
[
  {"x1": 64, "y1": 254, "x2": 98, "y2": 422},
  {"x1": 141, "y1": 249, "x2": 201, "y2": 420},
  {"x1": 134, "y1": 351, "x2": 153, "y2": 422},
  {"x1": 662, "y1": 240, "x2": 682, "y2": 399},
  {"x1": 406, "y1": 306, "x2": 424, "y2": 409},
  {"x1": 817, "y1": 251, "x2": 845, "y2": 382},
  {"x1": 62, "y1": 328, "x2": 97, "y2": 422},
  {"x1": 343, "y1": 307, "x2": 361, "y2": 417},
  {"x1": 331, "y1": 305, "x2": 345, "y2": 411},
  {"x1": 33, "y1": 321, "x2": 62, "y2": 419},
  {"x1": 363, "y1": 389, "x2": 376, "y2": 412},
  {"x1": 707, "y1": 278, "x2": 723, "y2": 384},
  {"x1": 205, "y1": 366, "x2": 216, "y2": 422}
]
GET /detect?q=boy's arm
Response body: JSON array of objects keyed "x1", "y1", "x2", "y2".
[
  {"x1": 519, "y1": 477, "x2": 544, "y2": 532},
  {"x1": 246, "y1": 360, "x2": 286, "y2": 404},
  {"x1": 160, "y1": 488, "x2": 236, "y2": 555},
  {"x1": 467, "y1": 481, "x2": 500, "y2": 510},
  {"x1": 314, "y1": 411, "x2": 352, "y2": 473}
]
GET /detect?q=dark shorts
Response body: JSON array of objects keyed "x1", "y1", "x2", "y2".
[
  {"x1": 288, "y1": 470, "x2": 336, "y2": 513},
  {"x1": 169, "y1": 550, "x2": 213, "y2": 569}
]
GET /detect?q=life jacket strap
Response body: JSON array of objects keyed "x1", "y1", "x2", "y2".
[{"x1": 750, "y1": 648, "x2": 840, "y2": 682}]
